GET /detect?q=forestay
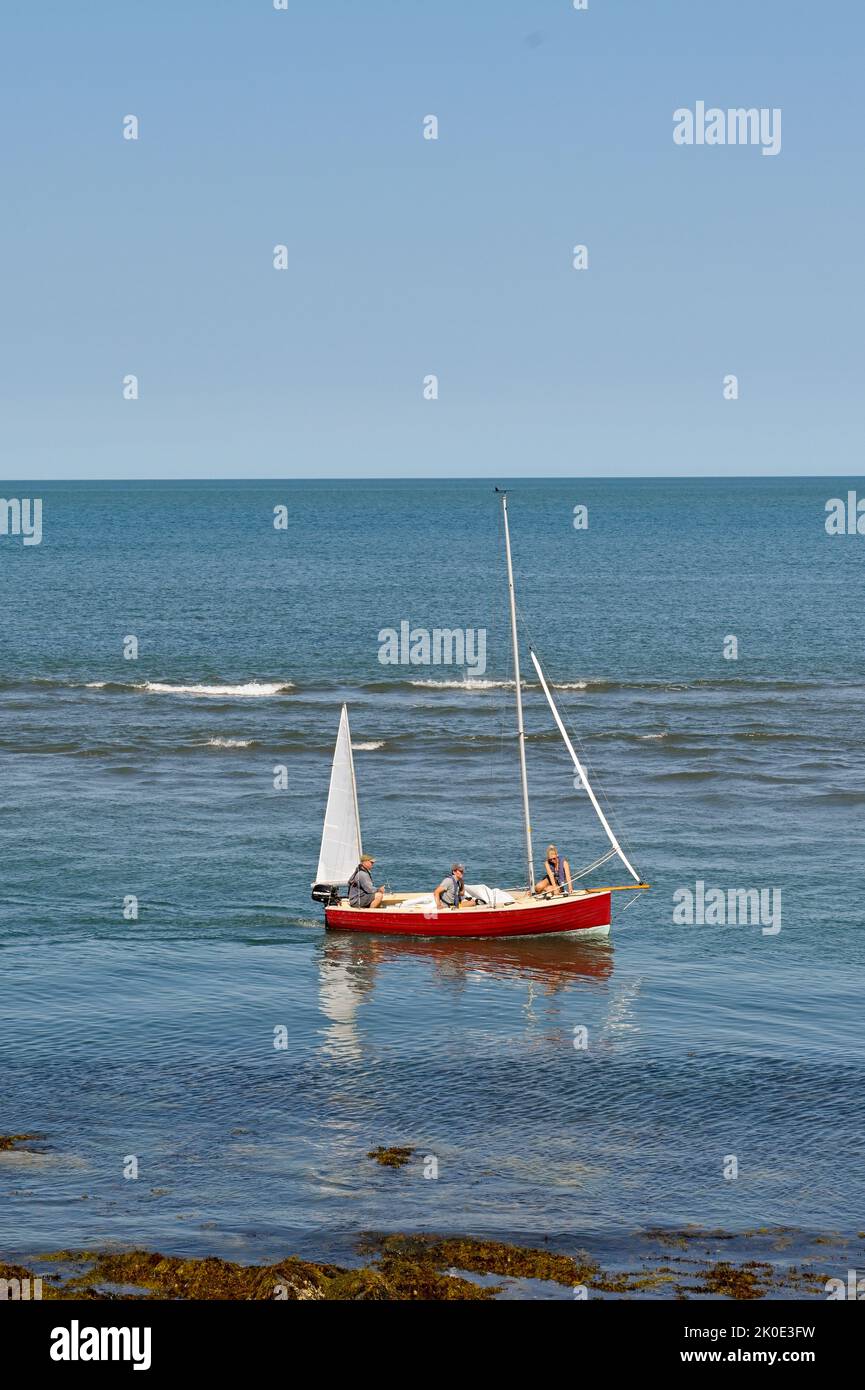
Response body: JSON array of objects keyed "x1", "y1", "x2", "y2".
[
  {"x1": 316, "y1": 704, "x2": 362, "y2": 885},
  {"x1": 529, "y1": 649, "x2": 642, "y2": 884}
]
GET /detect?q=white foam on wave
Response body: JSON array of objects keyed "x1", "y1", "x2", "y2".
[
  {"x1": 85, "y1": 681, "x2": 107, "y2": 688},
  {"x1": 352, "y1": 740, "x2": 385, "y2": 751},
  {"x1": 142, "y1": 681, "x2": 292, "y2": 698},
  {"x1": 409, "y1": 677, "x2": 588, "y2": 692},
  {"x1": 205, "y1": 737, "x2": 254, "y2": 748},
  {"x1": 638, "y1": 732, "x2": 667, "y2": 740},
  {"x1": 410, "y1": 678, "x2": 513, "y2": 691}
]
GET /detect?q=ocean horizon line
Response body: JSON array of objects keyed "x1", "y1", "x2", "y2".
[{"x1": 2, "y1": 474, "x2": 862, "y2": 486}]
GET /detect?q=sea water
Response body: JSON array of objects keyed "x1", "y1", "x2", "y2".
[{"x1": 0, "y1": 478, "x2": 862, "y2": 1265}]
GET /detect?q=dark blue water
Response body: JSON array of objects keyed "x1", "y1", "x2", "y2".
[{"x1": 1, "y1": 479, "x2": 863, "y2": 1265}]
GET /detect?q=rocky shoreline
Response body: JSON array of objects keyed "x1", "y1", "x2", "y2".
[{"x1": 0, "y1": 1233, "x2": 840, "y2": 1301}]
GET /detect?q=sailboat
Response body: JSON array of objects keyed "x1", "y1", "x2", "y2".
[{"x1": 311, "y1": 492, "x2": 649, "y2": 938}]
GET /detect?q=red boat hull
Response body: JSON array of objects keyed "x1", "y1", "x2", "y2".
[{"x1": 324, "y1": 892, "x2": 611, "y2": 938}]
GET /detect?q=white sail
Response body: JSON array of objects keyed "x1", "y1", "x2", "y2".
[
  {"x1": 315, "y1": 705, "x2": 362, "y2": 885},
  {"x1": 529, "y1": 649, "x2": 642, "y2": 884}
]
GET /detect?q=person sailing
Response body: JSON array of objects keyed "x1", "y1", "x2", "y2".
[
  {"x1": 347, "y1": 853, "x2": 385, "y2": 910},
  {"x1": 535, "y1": 844, "x2": 573, "y2": 896},
  {"x1": 433, "y1": 863, "x2": 470, "y2": 911}
]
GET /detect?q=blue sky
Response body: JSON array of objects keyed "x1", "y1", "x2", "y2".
[{"x1": 1, "y1": 1, "x2": 862, "y2": 478}]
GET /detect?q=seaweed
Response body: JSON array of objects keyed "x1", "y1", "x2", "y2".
[
  {"x1": 368, "y1": 1233, "x2": 598, "y2": 1287},
  {"x1": 22, "y1": 1247, "x2": 495, "y2": 1301},
  {"x1": 0, "y1": 1260, "x2": 61, "y2": 1300},
  {"x1": 4, "y1": 1228, "x2": 846, "y2": 1301},
  {"x1": 367, "y1": 1146, "x2": 415, "y2": 1169},
  {"x1": 690, "y1": 1260, "x2": 773, "y2": 1300},
  {"x1": 57, "y1": 1251, "x2": 338, "y2": 1301},
  {"x1": 0, "y1": 1133, "x2": 46, "y2": 1152}
]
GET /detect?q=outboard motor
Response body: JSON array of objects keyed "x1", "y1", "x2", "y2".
[{"x1": 311, "y1": 883, "x2": 340, "y2": 907}]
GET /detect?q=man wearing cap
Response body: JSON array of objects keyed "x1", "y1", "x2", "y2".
[
  {"x1": 433, "y1": 863, "x2": 469, "y2": 911},
  {"x1": 347, "y1": 854, "x2": 385, "y2": 910}
]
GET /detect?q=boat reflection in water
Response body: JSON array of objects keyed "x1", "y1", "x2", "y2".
[{"x1": 316, "y1": 931, "x2": 615, "y2": 1060}]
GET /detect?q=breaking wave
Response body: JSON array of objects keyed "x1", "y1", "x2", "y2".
[
  {"x1": 141, "y1": 681, "x2": 292, "y2": 698},
  {"x1": 406, "y1": 678, "x2": 588, "y2": 692},
  {"x1": 8, "y1": 677, "x2": 294, "y2": 698},
  {"x1": 409, "y1": 678, "x2": 513, "y2": 691}
]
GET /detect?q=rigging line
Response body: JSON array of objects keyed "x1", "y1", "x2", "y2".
[
  {"x1": 514, "y1": 597, "x2": 639, "y2": 861},
  {"x1": 561, "y1": 725, "x2": 638, "y2": 864},
  {"x1": 568, "y1": 719, "x2": 639, "y2": 868},
  {"x1": 518, "y1": 603, "x2": 641, "y2": 863},
  {"x1": 498, "y1": 504, "x2": 640, "y2": 884},
  {"x1": 572, "y1": 848, "x2": 618, "y2": 880},
  {"x1": 619, "y1": 891, "x2": 648, "y2": 914},
  {"x1": 529, "y1": 647, "x2": 641, "y2": 883}
]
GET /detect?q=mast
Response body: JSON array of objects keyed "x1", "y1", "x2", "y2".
[{"x1": 500, "y1": 492, "x2": 535, "y2": 891}]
